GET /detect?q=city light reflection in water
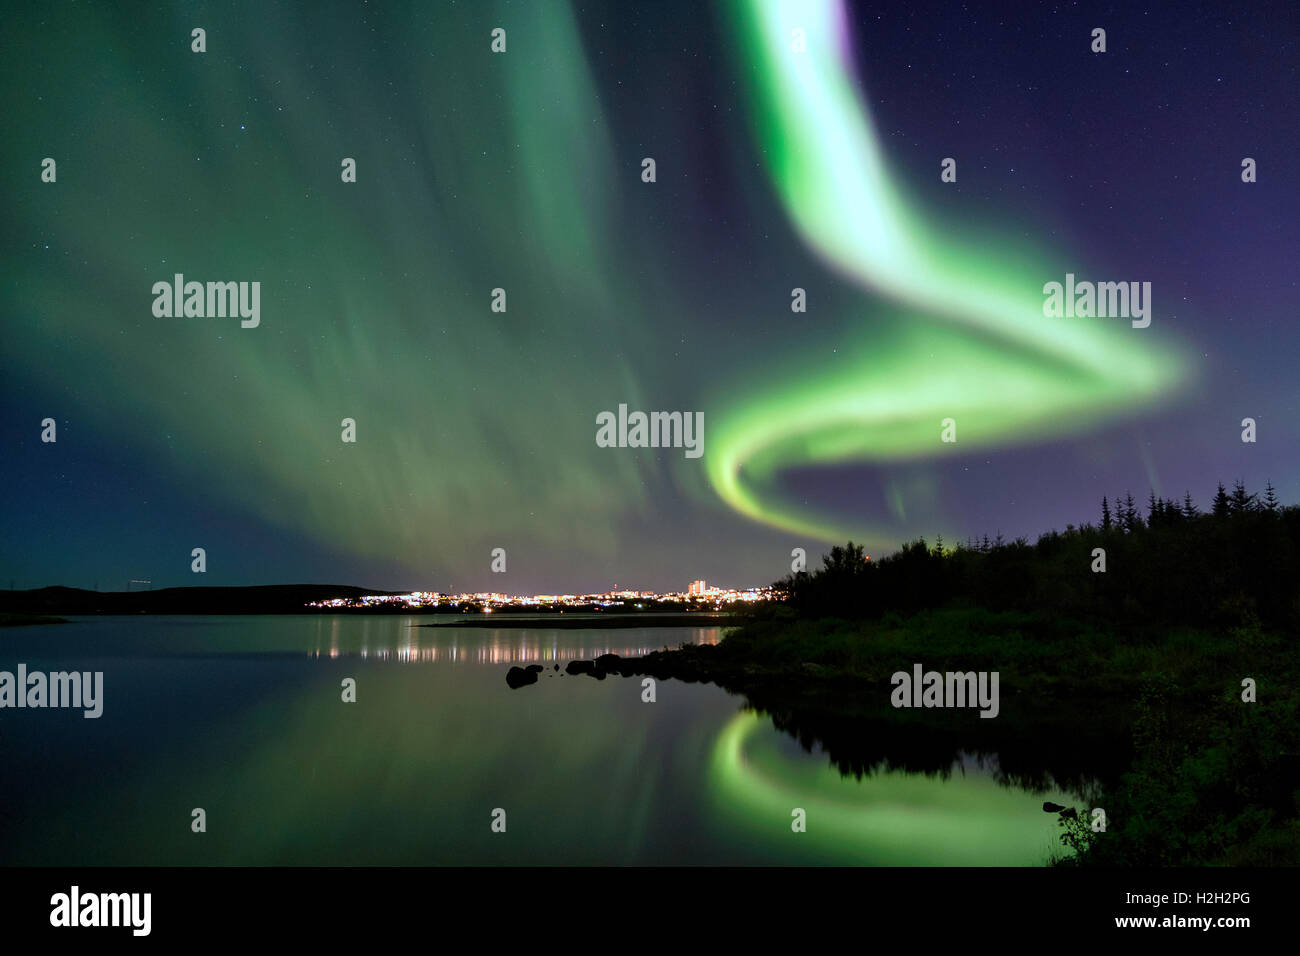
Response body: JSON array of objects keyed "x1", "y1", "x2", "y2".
[
  {"x1": 0, "y1": 616, "x2": 1085, "y2": 865},
  {"x1": 307, "y1": 615, "x2": 720, "y2": 664}
]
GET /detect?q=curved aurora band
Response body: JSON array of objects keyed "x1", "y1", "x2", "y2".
[
  {"x1": 710, "y1": 711, "x2": 1076, "y2": 865},
  {"x1": 707, "y1": 0, "x2": 1193, "y2": 548},
  {"x1": 0, "y1": 0, "x2": 1198, "y2": 578}
]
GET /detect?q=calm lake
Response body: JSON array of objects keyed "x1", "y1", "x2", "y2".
[{"x1": 0, "y1": 615, "x2": 1084, "y2": 865}]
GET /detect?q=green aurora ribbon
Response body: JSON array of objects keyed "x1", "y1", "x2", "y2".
[{"x1": 706, "y1": 0, "x2": 1192, "y2": 548}]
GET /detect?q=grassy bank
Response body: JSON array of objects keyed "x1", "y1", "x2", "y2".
[{"x1": 640, "y1": 607, "x2": 1299, "y2": 865}]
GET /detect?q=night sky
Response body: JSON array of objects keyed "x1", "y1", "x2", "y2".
[{"x1": 2, "y1": 0, "x2": 1297, "y2": 593}]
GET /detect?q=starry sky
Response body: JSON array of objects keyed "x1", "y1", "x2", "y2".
[{"x1": 2, "y1": 0, "x2": 1297, "y2": 593}]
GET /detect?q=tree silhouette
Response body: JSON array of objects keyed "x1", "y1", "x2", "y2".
[
  {"x1": 1122, "y1": 493, "x2": 1139, "y2": 532},
  {"x1": 1229, "y1": 479, "x2": 1257, "y2": 515},
  {"x1": 1212, "y1": 483, "x2": 1230, "y2": 518},
  {"x1": 1263, "y1": 480, "x2": 1279, "y2": 514},
  {"x1": 774, "y1": 482, "x2": 1299, "y2": 631}
]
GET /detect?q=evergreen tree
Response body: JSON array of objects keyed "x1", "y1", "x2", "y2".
[
  {"x1": 1101, "y1": 496, "x2": 1113, "y2": 531},
  {"x1": 1123, "y1": 492, "x2": 1139, "y2": 532},
  {"x1": 1263, "y1": 480, "x2": 1279, "y2": 513},
  {"x1": 777, "y1": 478, "x2": 1295, "y2": 629},
  {"x1": 1212, "y1": 482, "x2": 1230, "y2": 518},
  {"x1": 1229, "y1": 479, "x2": 1256, "y2": 515}
]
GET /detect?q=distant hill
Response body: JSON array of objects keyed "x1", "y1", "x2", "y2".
[{"x1": 0, "y1": 585, "x2": 399, "y2": 616}]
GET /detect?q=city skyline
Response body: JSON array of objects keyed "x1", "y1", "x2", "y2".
[{"x1": 306, "y1": 579, "x2": 775, "y2": 611}]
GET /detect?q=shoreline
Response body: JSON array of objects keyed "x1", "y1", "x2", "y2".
[
  {"x1": 0, "y1": 613, "x2": 68, "y2": 627},
  {"x1": 521, "y1": 606, "x2": 1300, "y2": 867}
]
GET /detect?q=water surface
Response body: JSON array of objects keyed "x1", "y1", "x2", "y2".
[{"x1": 0, "y1": 615, "x2": 1082, "y2": 865}]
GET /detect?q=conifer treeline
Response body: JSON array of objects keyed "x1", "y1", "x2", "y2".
[{"x1": 776, "y1": 481, "x2": 1299, "y2": 629}]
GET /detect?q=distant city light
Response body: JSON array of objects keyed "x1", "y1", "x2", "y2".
[{"x1": 304, "y1": 581, "x2": 776, "y2": 611}]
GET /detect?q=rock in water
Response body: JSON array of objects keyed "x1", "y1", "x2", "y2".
[{"x1": 506, "y1": 666, "x2": 538, "y2": 689}]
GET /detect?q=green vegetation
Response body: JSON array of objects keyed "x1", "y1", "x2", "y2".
[
  {"x1": 724, "y1": 608, "x2": 1275, "y2": 700},
  {"x1": 776, "y1": 481, "x2": 1300, "y2": 633},
  {"x1": 715, "y1": 481, "x2": 1300, "y2": 866},
  {"x1": 1053, "y1": 666, "x2": 1300, "y2": 866},
  {"x1": 715, "y1": 608, "x2": 1298, "y2": 866}
]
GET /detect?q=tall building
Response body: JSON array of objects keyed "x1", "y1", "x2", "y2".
[{"x1": 688, "y1": 579, "x2": 707, "y2": 595}]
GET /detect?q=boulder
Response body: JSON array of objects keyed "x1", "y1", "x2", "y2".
[{"x1": 506, "y1": 666, "x2": 539, "y2": 689}]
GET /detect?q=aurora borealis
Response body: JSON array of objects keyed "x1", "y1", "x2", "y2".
[
  {"x1": 709, "y1": 710, "x2": 1072, "y2": 865},
  {"x1": 3, "y1": 0, "x2": 1297, "y2": 591},
  {"x1": 708, "y1": 0, "x2": 1191, "y2": 543}
]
